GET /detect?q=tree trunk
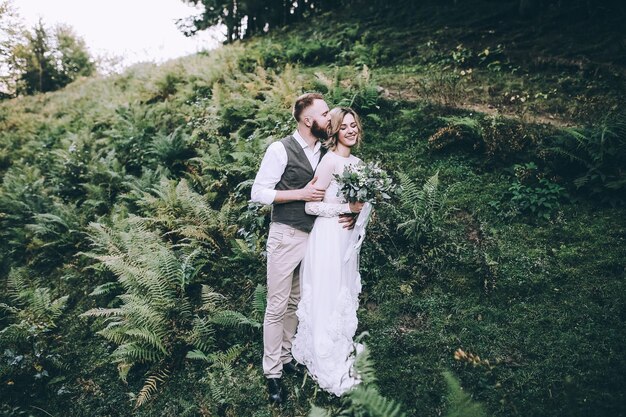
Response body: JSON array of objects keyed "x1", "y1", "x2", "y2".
[
  {"x1": 283, "y1": 0, "x2": 289, "y2": 25},
  {"x1": 227, "y1": 1, "x2": 235, "y2": 42}
]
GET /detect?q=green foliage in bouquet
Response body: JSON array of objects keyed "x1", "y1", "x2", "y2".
[{"x1": 333, "y1": 161, "x2": 396, "y2": 204}]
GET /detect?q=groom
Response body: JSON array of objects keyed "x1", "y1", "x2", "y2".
[{"x1": 251, "y1": 93, "x2": 333, "y2": 404}]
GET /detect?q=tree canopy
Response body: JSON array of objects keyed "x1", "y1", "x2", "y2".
[
  {"x1": 0, "y1": 1, "x2": 95, "y2": 98},
  {"x1": 178, "y1": 0, "x2": 625, "y2": 43}
]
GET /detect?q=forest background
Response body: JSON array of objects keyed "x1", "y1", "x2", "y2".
[{"x1": 0, "y1": 0, "x2": 625, "y2": 416}]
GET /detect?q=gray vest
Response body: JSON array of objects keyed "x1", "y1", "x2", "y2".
[{"x1": 271, "y1": 136, "x2": 324, "y2": 233}]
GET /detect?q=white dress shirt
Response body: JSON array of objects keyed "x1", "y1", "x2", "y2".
[{"x1": 251, "y1": 130, "x2": 322, "y2": 205}]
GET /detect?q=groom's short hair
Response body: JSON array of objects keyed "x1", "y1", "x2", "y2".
[{"x1": 293, "y1": 93, "x2": 324, "y2": 122}]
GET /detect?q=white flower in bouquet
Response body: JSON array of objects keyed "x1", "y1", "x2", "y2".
[{"x1": 333, "y1": 161, "x2": 396, "y2": 204}]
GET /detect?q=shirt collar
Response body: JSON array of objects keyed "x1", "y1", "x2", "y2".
[{"x1": 293, "y1": 130, "x2": 321, "y2": 154}]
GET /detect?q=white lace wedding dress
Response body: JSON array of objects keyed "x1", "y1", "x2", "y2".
[{"x1": 291, "y1": 151, "x2": 366, "y2": 396}]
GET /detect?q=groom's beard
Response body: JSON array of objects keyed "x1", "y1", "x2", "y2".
[{"x1": 311, "y1": 120, "x2": 328, "y2": 141}]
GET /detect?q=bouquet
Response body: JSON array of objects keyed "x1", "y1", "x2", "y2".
[{"x1": 333, "y1": 161, "x2": 396, "y2": 204}]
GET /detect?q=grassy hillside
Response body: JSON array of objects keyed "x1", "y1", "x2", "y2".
[{"x1": 1, "y1": 2, "x2": 625, "y2": 416}]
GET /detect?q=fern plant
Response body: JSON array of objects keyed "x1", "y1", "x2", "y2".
[
  {"x1": 308, "y1": 344, "x2": 407, "y2": 417},
  {"x1": 394, "y1": 170, "x2": 459, "y2": 275},
  {"x1": 250, "y1": 284, "x2": 267, "y2": 323},
  {"x1": 126, "y1": 177, "x2": 232, "y2": 249},
  {"x1": 0, "y1": 165, "x2": 52, "y2": 264},
  {"x1": 442, "y1": 371, "x2": 488, "y2": 417},
  {"x1": 307, "y1": 349, "x2": 489, "y2": 417},
  {"x1": 0, "y1": 268, "x2": 68, "y2": 386},
  {"x1": 80, "y1": 149, "x2": 127, "y2": 217},
  {"x1": 188, "y1": 344, "x2": 246, "y2": 411},
  {"x1": 544, "y1": 112, "x2": 626, "y2": 204},
  {"x1": 1, "y1": 268, "x2": 69, "y2": 332},
  {"x1": 317, "y1": 66, "x2": 382, "y2": 115},
  {"x1": 80, "y1": 220, "x2": 259, "y2": 407},
  {"x1": 397, "y1": 171, "x2": 448, "y2": 246},
  {"x1": 104, "y1": 103, "x2": 161, "y2": 176},
  {"x1": 23, "y1": 200, "x2": 84, "y2": 269},
  {"x1": 150, "y1": 127, "x2": 196, "y2": 176}
]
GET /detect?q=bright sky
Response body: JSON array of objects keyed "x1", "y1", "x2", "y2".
[{"x1": 14, "y1": 0, "x2": 224, "y2": 68}]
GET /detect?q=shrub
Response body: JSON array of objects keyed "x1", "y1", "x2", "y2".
[
  {"x1": 506, "y1": 162, "x2": 567, "y2": 220},
  {"x1": 429, "y1": 114, "x2": 533, "y2": 163},
  {"x1": 314, "y1": 66, "x2": 382, "y2": 115},
  {"x1": 428, "y1": 116, "x2": 482, "y2": 152},
  {"x1": 149, "y1": 69, "x2": 186, "y2": 103}
]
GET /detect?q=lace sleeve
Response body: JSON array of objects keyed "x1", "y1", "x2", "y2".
[
  {"x1": 303, "y1": 154, "x2": 351, "y2": 217},
  {"x1": 305, "y1": 201, "x2": 351, "y2": 217}
]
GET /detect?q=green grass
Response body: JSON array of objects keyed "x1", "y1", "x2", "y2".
[{"x1": 1, "y1": 2, "x2": 625, "y2": 417}]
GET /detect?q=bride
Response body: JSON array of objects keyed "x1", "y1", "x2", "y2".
[{"x1": 292, "y1": 107, "x2": 367, "y2": 396}]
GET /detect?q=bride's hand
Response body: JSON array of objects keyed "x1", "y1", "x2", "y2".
[{"x1": 349, "y1": 201, "x2": 364, "y2": 213}]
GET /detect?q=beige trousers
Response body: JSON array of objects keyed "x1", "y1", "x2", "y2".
[{"x1": 263, "y1": 222, "x2": 309, "y2": 378}]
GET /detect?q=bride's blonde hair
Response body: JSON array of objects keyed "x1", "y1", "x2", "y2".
[{"x1": 324, "y1": 107, "x2": 363, "y2": 150}]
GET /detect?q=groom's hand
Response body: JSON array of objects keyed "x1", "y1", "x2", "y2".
[
  {"x1": 339, "y1": 213, "x2": 357, "y2": 229},
  {"x1": 300, "y1": 177, "x2": 325, "y2": 202}
]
